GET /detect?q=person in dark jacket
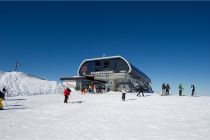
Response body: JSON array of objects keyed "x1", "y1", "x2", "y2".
[
  {"x1": 0, "y1": 91, "x2": 4, "y2": 110},
  {"x1": 191, "y1": 84, "x2": 195, "y2": 96},
  {"x1": 2, "y1": 87, "x2": 6, "y2": 100},
  {"x1": 166, "y1": 84, "x2": 170, "y2": 95},
  {"x1": 64, "y1": 87, "x2": 71, "y2": 103},
  {"x1": 161, "y1": 83, "x2": 166, "y2": 96},
  {"x1": 137, "y1": 86, "x2": 144, "y2": 97},
  {"x1": 0, "y1": 87, "x2": 7, "y2": 110},
  {"x1": 121, "y1": 88, "x2": 126, "y2": 101}
]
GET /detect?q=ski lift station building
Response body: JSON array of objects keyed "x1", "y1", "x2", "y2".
[{"x1": 60, "y1": 56, "x2": 152, "y2": 92}]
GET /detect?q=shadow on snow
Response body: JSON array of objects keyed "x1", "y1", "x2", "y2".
[
  {"x1": 69, "y1": 101, "x2": 85, "y2": 104},
  {"x1": 7, "y1": 98, "x2": 27, "y2": 101}
]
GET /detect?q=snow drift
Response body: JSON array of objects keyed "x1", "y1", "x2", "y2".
[{"x1": 0, "y1": 71, "x2": 64, "y2": 96}]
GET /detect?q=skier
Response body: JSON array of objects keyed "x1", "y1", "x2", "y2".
[
  {"x1": 2, "y1": 87, "x2": 6, "y2": 100},
  {"x1": 64, "y1": 87, "x2": 71, "y2": 103},
  {"x1": 161, "y1": 83, "x2": 166, "y2": 96},
  {"x1": 0, "y1": 87, "x2": 7, "y2": 110},
  {"x1": 166, "y1": 84, "x2": 170, "y2": 95},
  {"x1": 0, "y1": 91, "x2": 4, "y2": 110},
  {"x1": 178, "y1": 83, "x2": 183, "y2": 96},
  {"x1": 191, "y1": 84, "x2": 195, "y2": 96},
  {"x1": 121, "y1": 87, "x2": 126, "y2": 101},
  {"x1": 81, "y1": 88, "x2": 85, "y2": 94},
  {"x1": 99, "y1": 85, "x2": 102, "y2": 94},
  {"x1": 137, "y1": 86, "x2": 144, "y2": 97}
]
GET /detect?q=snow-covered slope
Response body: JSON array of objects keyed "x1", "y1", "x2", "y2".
[
  {"x1": 0, "y1": 92, "x2": 210, "y2": 140},
  {"x1": 0, "y1": 71, "x2": 64, "y2": 96}
]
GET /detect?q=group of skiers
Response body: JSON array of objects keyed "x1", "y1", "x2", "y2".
[
  {"x1": 161, "y1": 83, "x2": 170, "y2": 96},
  {"x1": 81, "y1": 83, "x2": 95, "y2": 94},
  {"x1": 0, "y1": 84, "x2": 197, "y2": 107},
  {"x1": 121, "y1": 86, "x2": 145, "y2": 101},
  {"x1": 0, "y1": 84, "x2": 197, "y2": 108},
  {"x1": 80, "y1": 83, "x2": 106, "y2": 94},
  {"x1": 178, "y1": 83, "x2": 195, "y2": 96},
  {"x1": 162, "y1": 83, "x2": 195, "y2": 96},
  {"x1": 121, "y1": 83, "x2": 196, "y2": 101},
  {"x1": 0, "y1": 87, "x2": 7, "y2": 110}
]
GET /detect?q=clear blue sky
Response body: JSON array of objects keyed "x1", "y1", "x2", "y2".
[{"x1": 0, "y1": 1, "x2": 210, "y2": 95}]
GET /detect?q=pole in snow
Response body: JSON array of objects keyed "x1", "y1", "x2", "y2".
[{"x1": 14, "y1": 60, "x2": 21, "y2": 71}]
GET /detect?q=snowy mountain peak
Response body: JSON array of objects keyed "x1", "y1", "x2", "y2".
[{"x1": 0, "y1": 71, "x2": 64, "y2": 97}]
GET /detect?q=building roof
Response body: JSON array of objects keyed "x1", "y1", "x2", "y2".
[
  {"x1": 77, "y1": 55, "x2": 132, "y2": 75},
  {"x1": 77, "y1": 55, "x2": 151, "y2": 83}
]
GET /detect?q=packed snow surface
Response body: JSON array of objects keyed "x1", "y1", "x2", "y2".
[
  {"x1": 0, "y1": 71, "x2": 63, "y2": 96},
  {"x1": 1, "y1": 92, "x2": 210, "y2": 140}
]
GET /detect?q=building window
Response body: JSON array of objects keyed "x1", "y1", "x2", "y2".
[
  {"x1": 104, "y1": 61, "x2": 109, "y2": 70},
  {"x1": 95, "y1": 61, "x2": 100, "y2": 67},
  {"x1": 95, "y1": 61, "x2": 100, "y2": 72}
]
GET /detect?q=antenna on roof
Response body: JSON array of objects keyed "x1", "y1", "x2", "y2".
[{"x1": 14, "y1": 60, "x2": 21, "y2": 71}]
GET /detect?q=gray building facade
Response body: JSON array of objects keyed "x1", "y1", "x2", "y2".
[{"x1": 60, "y1": 56, "x2": 152, "y2": 92}]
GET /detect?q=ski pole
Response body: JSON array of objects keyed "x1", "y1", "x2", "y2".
[
  {"x1": 4, "y1": 99, "x2": 9, "y2": 109},
  {"x1": 4, "y1": 91, "x2": 9, "y2": 110}
]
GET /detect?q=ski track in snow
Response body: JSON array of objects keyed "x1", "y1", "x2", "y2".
[{"x1": 1, "y1": 92, "x2": 210, "y2": 140}]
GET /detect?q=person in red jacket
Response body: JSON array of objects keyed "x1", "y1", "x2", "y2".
[{"x1": 64, "y1": 87, "x2": 71, "y2": 103}]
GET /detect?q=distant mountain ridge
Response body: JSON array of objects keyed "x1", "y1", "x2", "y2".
[{"x1": 0, "y1": 71, "x2": 64, "y2": 97}]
